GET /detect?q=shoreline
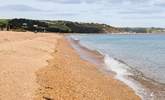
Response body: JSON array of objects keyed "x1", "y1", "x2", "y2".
[
  {"x1": 35, "y1": 35, "x2": 140, "y2": 100},
  {"x1": 68, "y1": 34, "x2": 165, "y2": 100},
  {"x1": 68, "y1": 36, "x2": 144, "y2": 97},
  {"x1": 0, "y1": 31, "x2": 140, "y2": 99}
]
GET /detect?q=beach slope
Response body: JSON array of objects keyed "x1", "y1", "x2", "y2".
[
  {"x1": 35, "y1": 36, "x2": 140, "y2": 100},
  {"x1": 0, "y1": 31, "x2": 140, "y2": 100},
  {"x1": 0, "y1": 31, "x2": 61, "y2": 100}
]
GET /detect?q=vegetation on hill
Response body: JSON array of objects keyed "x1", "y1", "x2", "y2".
[
  {"x1": 1, "y1": 18, "x2": 164, "y2": 33},
  {"x1": 0, "y1": 19, "x2": 9, "y2": 30},
  {"x1": 0, "y1": 18, "x2": 119, "y2": 33},
  {"x1": 121, "y1": 27, "x2": 165, "y2": 33}
]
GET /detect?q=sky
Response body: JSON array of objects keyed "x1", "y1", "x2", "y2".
[{"x1": 0, "y1": 0, "x2": 165, "y2": 27}]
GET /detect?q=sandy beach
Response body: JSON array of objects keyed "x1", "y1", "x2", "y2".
[
  {"x1": 0, "y1": 31, "x2": 140, "y2": 100},
  {"x1": 0, "y1": 31, "x2": 62, "y2": 100}
]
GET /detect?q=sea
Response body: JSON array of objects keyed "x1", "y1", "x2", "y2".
[{"x1": 69, "y1": 34, "x2": 165, "y2": 100}]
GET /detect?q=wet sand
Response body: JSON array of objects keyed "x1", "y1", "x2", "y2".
[
  {"x1": 0, "y1": 31, "x2": 140, "y2": 100},
  {"x1": 35, "y1": 36, "x2": 140, "y2": 100}
]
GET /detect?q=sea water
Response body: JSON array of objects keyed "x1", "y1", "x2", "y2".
[{"x1": 70, "y1": 34, "x2": 165, "y2": 100}]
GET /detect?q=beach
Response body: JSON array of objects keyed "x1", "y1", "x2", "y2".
[
  {"x1": 0, "y1": 31, "x2": 140, "y2": 100},
  {"x1": 0, "y1": 31, "x2": 61, "y2": 100},
  {"x1": 70, "y1": 34, "x2": 165, "y2": 99}
]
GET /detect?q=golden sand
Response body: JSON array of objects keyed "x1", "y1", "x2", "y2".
[
  {"x1": 35, "y1": 36, "x2": 140, "y2": 100},
  {"x1": 0, "y1": 31, "x2": 62, "y2": 100},
  {"x1": 0, "y1": 31, "x2": 140, "y2": 100}
]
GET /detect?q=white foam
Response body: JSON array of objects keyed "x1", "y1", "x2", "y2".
[
  {"x1": 104, "y1": 54, "x2": 131, "y2": 76},
  {"x1": 103, "y1": 54, "x2": 146, "y2": 100},
  {"x1": 70, "y1": 35, "x2": 79, "y2": 41},
  {"x1": 69, "y1": 35, "x2": 155, "y2": 100}
]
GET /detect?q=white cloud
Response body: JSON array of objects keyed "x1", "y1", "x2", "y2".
[
  {"x1": 0, "y1": 4, "x2": 43, "y2": 12},
  {"x1": 0, "y1": 0, "x2": 165, "y2": 27},
  {"x1": 38, "y1": 0, "x2": 97, "y2": 4}
]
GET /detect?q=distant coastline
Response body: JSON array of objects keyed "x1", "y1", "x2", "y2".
[
  {"x1": 0, "y1": 18, "x2": 119, "y2": 33},
  {"x1": 0, "y1": 18, "x2": 165, "y2": 34}
]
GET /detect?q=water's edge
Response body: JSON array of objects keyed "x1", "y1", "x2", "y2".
[
  {"x1": 66, "y1": 36, "x2": 143, "y2": 99},
  {"x1": 66, "y1": 35, "x2": 165, "y2": 100}
]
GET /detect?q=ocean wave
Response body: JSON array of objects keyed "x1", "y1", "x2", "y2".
[
  {"x1": 103, "y1": 54, "x2": 146, "y2": 99},
  {"x1": 69, "y1": 35, "x2": 152, "y2": 100}
]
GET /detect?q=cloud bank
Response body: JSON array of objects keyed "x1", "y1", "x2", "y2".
[
  {"x1": 0, "y1": 4, "x2": 42, "y2": 12},
  {"x1": 0, "y1": 0, "x2": 164, "y2": 27}
]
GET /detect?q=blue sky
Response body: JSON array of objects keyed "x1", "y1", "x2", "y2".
[{"x1": 0, "y1": 0, "x2": 165, "y2": 27}]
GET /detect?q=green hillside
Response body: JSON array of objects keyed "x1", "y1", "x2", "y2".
[
  {"x1": 0, "y1": 18, "x2": 119, "y2": 33},
  {"x1": 0, "y1": 19, "x2": 9, "y2": 30}
]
